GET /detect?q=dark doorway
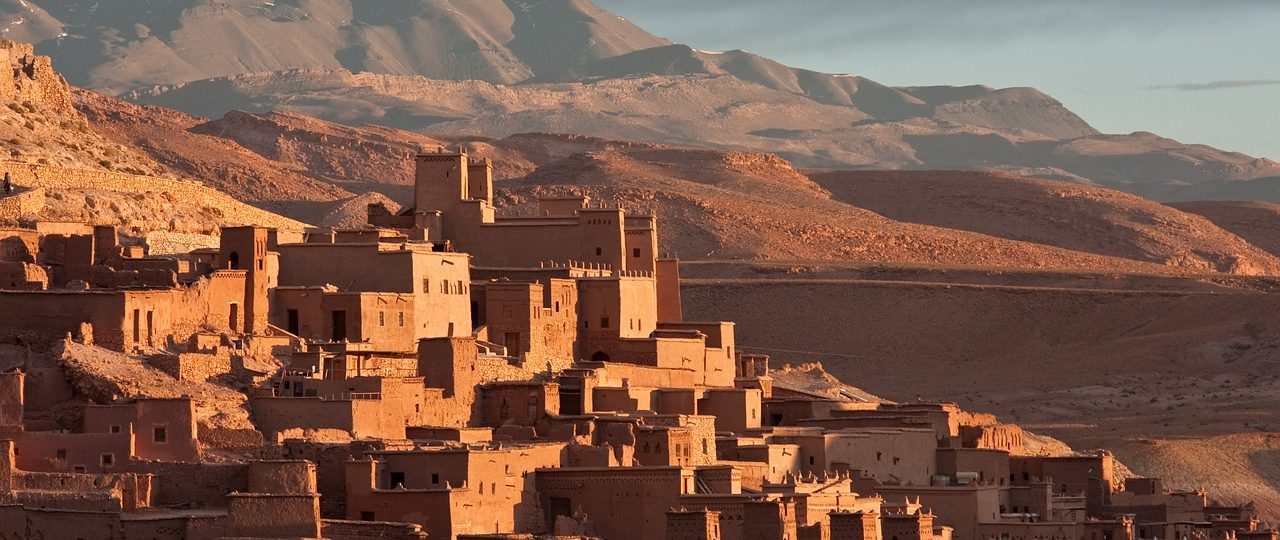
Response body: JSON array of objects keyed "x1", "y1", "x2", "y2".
[
  {"x1": 228, "y1": 251, "x2": 240, "y2": 269},
  {"x1": 388, "y1": 471, "x2": 406, "y2": 489},
  {"x1": 287, "y1": 309, "x2": 300, "y2": 335},
  {"x1": 229, "y1": 303, "x2": 240, "y2": 332},
  {"x1": 550, "y1": 497, "x2": 572, "y2": 520},
  {"x1": 331, "y1": 310, "x2": 347, "y2": 341},
  {"x1": 590, "y1": 350, "x2": 610, "y2": 362},
  {"x1": 560, "y1": 389, "x2": 582, "y2": 416},
  {"x1": 504, "y1": 332, "x2": 521, "y2": 357}
]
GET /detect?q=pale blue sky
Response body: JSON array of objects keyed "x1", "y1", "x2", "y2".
[{"x1": 596, "y1": 1, "x2": 1280, "y2": 159}]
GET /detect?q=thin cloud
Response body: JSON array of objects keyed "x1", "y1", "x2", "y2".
[{"x1": 1148, "y1": 80, "x2": 1280, "y2": 91}]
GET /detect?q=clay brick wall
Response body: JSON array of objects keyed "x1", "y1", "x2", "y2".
[
  {"x1": 248, "y1": 460, "x2": 317, "y2": 494},
  {"x1": 959, "y1": 423, "x2": 1025, "y2": 453},
  {"x1": 0, "y1": 188, "x2": 45, "y2": 223},
  {"x1": 143, "y1": 231, "x2": 219, "y2": 256},
  {"x1": 121, "y1": 514, "x2": 228, "y2": 540},
  {"x1": 646, "y1": 414, "x2": 718, "y2": 465},
  {"x1": 0, "y1": 227, "x2": 38, "y2": 262},
  {"x1": 149, "y1": 351, "x2": 232, "y2": 382},
  {"x1": 123, "y1": 462, "x2": 248, "y2": 508},
  {"x1": 0, "y1": 290, "x2": 127, "y2": 348},
  {"x1": 17, "y1": 508, "x2": 125, "y2": 538},
  {"x1": 226, "y1": 493, "x2": 321, "y2": 538},
  {"x1": 12, "y1": 430, "x2": 132, "y2": 473},
  {"x1": 0, "y1": 371, "x2": 22, "y2": 427},
  {"x1": 322, "y1": 519, "x2": 429, "y2": 540}
]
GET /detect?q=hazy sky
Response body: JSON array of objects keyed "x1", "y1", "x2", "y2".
[{"x1": 596, "y1": 1, "x2": 1280, "y2": 159}]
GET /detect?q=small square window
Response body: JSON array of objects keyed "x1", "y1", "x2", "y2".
[
  {"x1": 595, "y1": 247, "x2": 602, "y2": 256},
  {"x1": 633, "y1": 248, "x2": 641, "y2": 258},
  {"x1": 101, "y1": 453, "x2": 115, "y2": 467},
  {"x1": 110, "y1": 425, "x2": 121, "y2": 434},
  {"x1": 431, "y1": 473, "x2": 440, "y2": 484},
  {"x1": 601, "y1": 317, "x2": 610, "y2": 329},
  {"x1": 154, "y1": 426, "x2": 168, "y2": 444},
  {"x1": 56, "y1": 448, "x2": 67, "y2": 460}
]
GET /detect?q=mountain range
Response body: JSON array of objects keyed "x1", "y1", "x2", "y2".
[
  {"x1": 4, "y1": 1, "x2": 1280, "y2": 514},
  {"x1": 5, "y1": 0, "x2": 1280, "y2": 202}
]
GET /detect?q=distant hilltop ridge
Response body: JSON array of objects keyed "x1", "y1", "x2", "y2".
[
  {"x1": 6, "y1": 1, "x2": 1280, "y2": 200},
  {"x1": 0, "y1": 0, "x2": 670, "y2": 92}
]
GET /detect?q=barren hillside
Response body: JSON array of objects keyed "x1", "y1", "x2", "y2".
[
  {"x1": 810, "y1": 170, "x2": 1280, "y2": 275},
  {"x1": 123, "y1": 68, "x2": 1280, "y2": 202},
  {"x1": 1099, "y1": 434, "x2": 1280, "y2": 519},
  {"x1": 1170, "y1": 200, "x2": 1280, "y2": 259},
  {"x1": 76, "y1": 94, "x2": 1280, "y2": 276},
  {"x1": 499, "y1": 147, "x2": 1187, "y2": 272},
  {"x1": 0, "y1": 40, "x2": 304, "y2": 234}
]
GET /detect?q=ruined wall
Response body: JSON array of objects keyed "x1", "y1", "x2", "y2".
[
  {"x1": 172, "y1": 270, "x2": 249, "y2": 339},
  {"x1": 143, "y1": 231, "x2": 219, "y2": 256},
  {"x1": 959, "y1": 423, "x2": 1024, "y2": 454},
  {"x1": 248, "y1": 460, "x2": 316, "y2": 494},
  {"x1": 0, "y1": 41, "x2": 72, "y2": 112},
  {"x1": 149, "y1": 351, "x2": 233, "y2": 382},
  {"x1": 322, "y1": 519, "x2": 429, "y2": 540},
  {"x1": 0, "y1": 290, "x2": 129, "y2": 348},
  {"x1": 0, "y1": 188, "x2": 45, "y2": 224},
  {"x1": 124, "y1": 462, "x2": 248, "y2": 508},
  {"x1": 226, "y1": 493, "x2": 322, "y2": 539},
  {"x1": 0, "y1": 371, "x2": 22, "y2": 427}
]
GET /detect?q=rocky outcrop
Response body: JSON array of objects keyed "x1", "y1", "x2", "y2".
[{"x1": 0, "y1": 40, "x2": 72, "y2": 113}]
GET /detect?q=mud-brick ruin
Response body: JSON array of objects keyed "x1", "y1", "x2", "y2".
[{"x1": 0, "y1": 149, "x2": 1271, "y2": 540}]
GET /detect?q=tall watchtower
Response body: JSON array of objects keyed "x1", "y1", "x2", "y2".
[
  {"x1": 414, "y1": 151, "x2": 470, "y2": 214},
  {"x1": 413, "y1": 149, "x2": 493, "y2": 211},
  {"x1": 413, "y1": 148, "x2": 494, "y2": 241},
  {"x1": 218, "y1": 226, "x2": 271, "y2": 335}
]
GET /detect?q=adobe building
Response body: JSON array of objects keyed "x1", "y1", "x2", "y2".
[
  {"x1": 0, "y1": 151, "x2": 1271, "y2": 540},
  {"x1": 0, "y1": 225, "x2": 277, "y2": 353}
]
